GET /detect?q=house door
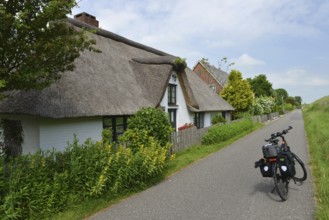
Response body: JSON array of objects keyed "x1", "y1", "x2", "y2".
[{"x1": 168, "y1": 109, "x2": 177, "y2": 130}]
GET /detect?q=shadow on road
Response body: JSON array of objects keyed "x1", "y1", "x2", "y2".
[{"x1": 251, "y1": 180, "x2": 286, "y2": 202}]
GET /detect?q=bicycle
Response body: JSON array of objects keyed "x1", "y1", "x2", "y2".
[{"x1": 254, "y1": 126, "x2": 307, "y2": 201}]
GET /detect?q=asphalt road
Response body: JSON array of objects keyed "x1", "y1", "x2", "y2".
[{"x1": 88, "y1": 110, "x2": 315, "y2": 220}]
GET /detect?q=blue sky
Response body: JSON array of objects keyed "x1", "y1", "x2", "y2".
[{"x1": 71, "y1": 0, "x2": 329, "y2": 104}]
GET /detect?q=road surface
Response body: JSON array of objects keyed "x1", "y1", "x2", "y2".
[{"x1": 89, "y1": 110, "x2": 315, "y2": 220}]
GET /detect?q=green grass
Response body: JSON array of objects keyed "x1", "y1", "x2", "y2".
[
  {"x1": 51, "y1": 123, "x2": 262, "y2": 220},
  {"x1": 303, "y1": 96, "x2": 329, "y2": 220}
]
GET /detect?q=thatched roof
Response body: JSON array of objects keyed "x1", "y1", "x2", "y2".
[
  {"x1": 184, "y1": 68, "x2": 234, "y2": 112},
  {"x1": 0, "y1": 17, "x2": 233, "y2": 118}
]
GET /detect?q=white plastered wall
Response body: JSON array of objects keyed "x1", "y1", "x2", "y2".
[
  {"x1": 160, "y1": 71, "x2": 192, "y2": 130},
  {"x1": 39, "y1": 117, "x2": 103, "y2": 151}
]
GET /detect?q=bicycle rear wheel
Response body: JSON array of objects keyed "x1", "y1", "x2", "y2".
[
  {"x1": 273, "y1": 163, "x2": 289, "y2": 201},
  {"x1": 291, "y1": 152, "x2": 307, "y2": 182}
]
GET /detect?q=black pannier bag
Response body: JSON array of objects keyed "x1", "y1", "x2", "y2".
[
  {"x1": 260, "y1": 162, "x2": 273, "y2": 177},
  {"x1": 262, "y1": 144, "x2": 281, "y2": 158},
  {"x1": 278, "y1": 153, "x2": 296, "y2": 178}
]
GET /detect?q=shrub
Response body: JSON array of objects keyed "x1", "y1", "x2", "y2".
[
  {"x1": 250, "y1": 96, "x2": 275, "y2": 115},
  {"x1": 0, "y1": 134, "x2": 169, "y2": 220},
  {"x1": 127, "y1": 107, "x2": 173, "y2": 147},
  {"x1": 174, "y1": 57, "x2": 187, "y2": 71},
  {"x1": 119, "y1": 129, "x2": 158, "y2": 153},
  {"x1": 202, "y1": 119, "x2": 254, "y2": 145},
  {"x1": 211, "y1": 114, "x2": 226, "y2": 125},
  {"x1": 250, "y1": 102, "x2": 264, "y2": 115}
]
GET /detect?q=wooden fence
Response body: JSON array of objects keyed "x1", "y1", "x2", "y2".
[
  {"x1": 170, "y1": 112, "x2": 280, "y2": 153},
  {"x1": 170, "y1": 126, "x2": 210, "y2": 153}
]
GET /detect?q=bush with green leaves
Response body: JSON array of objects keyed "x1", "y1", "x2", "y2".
[
  {"x1": 250, "y1": 96, "x2": 275, "y2": 115},
  {"x1": 174, "y1": 57, "x2": 187, "y2": 71},
  {"x1": 202, "y1": 118, "x2": 254, "y2": 145},
  {"x1": 250, "y1": 102, "x2": 264, "y2": 115},
  {"x1": 211, "y1": 114, "x2": 227, "y2": 125},
  {"x1": 128, "y1": 107, "x2": 173, "y2": 147},
  {"x1": 0, "y1": 134, "x2": 168, "y2": 220}
]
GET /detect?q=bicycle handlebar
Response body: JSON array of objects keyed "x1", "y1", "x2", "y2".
[{"x1": 265, "y1": 126, "x2": 293, "y2": 142}]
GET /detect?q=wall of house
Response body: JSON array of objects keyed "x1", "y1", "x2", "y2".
[
  {"x1": 39, "y1": 117, "x2": 103, "y2": 151},
  {"x1": 193, "y1": 63, "x2": 224, "y2": 94},
  {"x1": 0, "y1": 115, "x2": 40, "y2": 154},
  {"x1": 176, "y1": 75, "x2": 193, "y2": 128},
  {"x1": 160, "y1": 71, "x2": 192, "y2": 130},
  {"x1": 22, "y1": 117, "x2": 40, "y2": 154},
  {"x1": 204, "y1": 112, "x2": 213, "y2": 127}
]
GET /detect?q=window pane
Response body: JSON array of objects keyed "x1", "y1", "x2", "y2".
[
  {"x1": 116, "y1": 125, "x2": 124, "y2": 134},
  {"x1": 168, "y1": 84, "x2": 176, "y2": 105},
  {"x1": 116, "y1": 117, "x2": 124, "y2": 125},
  {"x1": 103, "y1": 118, "x2": 112, "y2": 127}
]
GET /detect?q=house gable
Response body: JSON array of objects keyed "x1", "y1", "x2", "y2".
[{"x1": 193, "y1": 61, "x2": 229, "y2": 94}]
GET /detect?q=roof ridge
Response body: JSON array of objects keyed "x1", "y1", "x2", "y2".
[{"x1": 67, "y1": 17, "x2": 171, "y2": 57}]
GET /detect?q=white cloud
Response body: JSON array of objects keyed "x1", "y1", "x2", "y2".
[
  {"x1": 72, "y1": 0, "x2": 326, "y2": 48},
  {"x1": 268, "y1": 68, "x2": 329, "y2": 87},
  {"x1": 233, "y1": 54, "x2": 266, "y2": 68}
]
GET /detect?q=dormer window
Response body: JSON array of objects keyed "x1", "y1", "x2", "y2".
[
  {"x1": 168, "y1": 84, "x2": 177, "y2": 105},
  {"x1": 171, "y1": 73, "x2": 177, "y2": 82}
]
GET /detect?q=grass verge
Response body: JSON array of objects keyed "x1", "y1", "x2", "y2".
[
  {"x1": 303, "y1": 96, "x2": 329, "y2": 220},
  {"x1": 52, "y1": 122, "x2": 262, "y2": 220}
]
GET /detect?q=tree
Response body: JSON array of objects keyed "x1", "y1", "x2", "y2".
[
  {"x1": 272, "y1": 88, "x2": 288, "y2": 113},
  {"x1": 294, "y1": 96, "x2": 302, "y2": 107},
  {"x1": 247, "y1": 74, "x2": 273, "y2": 97},
  {"x1": 285, "y1": 96, "x2": 298, "y2": 106},
  {"x1": 200, "y1": 58, "x2": 209, "y2": 64},
  {"x1": 220, "y1": 70, "x2": 254, "y2": 113},
  {"x1": 274, "y1": 88, "x2": 289, "y2": 104},
  {"x1": 219, "y1": 57, "x2": 235, "y2": 72},
  {"x1": 0, "y1": 0, "x2": 99, "y2": 95}
]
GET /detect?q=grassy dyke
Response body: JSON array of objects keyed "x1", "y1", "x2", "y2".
[{"x1": 303, "y1": 96, "x2": 329, "y2": 220}]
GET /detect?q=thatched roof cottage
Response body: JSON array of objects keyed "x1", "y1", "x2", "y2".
[{"x1": 0, "y1": 13, "x2": 234, "y2": 153}]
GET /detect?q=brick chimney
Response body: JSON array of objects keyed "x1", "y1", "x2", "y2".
[{"x1": 74, "y1": 12, "x2": 99, "y2": 28}]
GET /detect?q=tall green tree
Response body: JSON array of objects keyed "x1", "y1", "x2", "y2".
[
  {"x1": 274, "y1": 88, "x2": 288, "y2": 107},
  {"x1": 0, "y1": 0, "x2": 99, "y2": 95},
  {"x1": 274, "y1": 88, "x2": 289, "y2": 102},
  {"x1": 294, "y1": 96, "x2": 302, "y2": 107},
  {"x1": 285, "y1": 96, "x2": 298, "y2": 106},
  {"x1": 220, "y1": 70, "x2": 254, "y2": 113},
  {"x1": 247, "y1": 74, "x2": 273, "y2": 97}
]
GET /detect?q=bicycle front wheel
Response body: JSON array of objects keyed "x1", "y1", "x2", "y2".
[
  {"x1": 273, "y1": 163, "x2": 289, "y2": 201},
  {"x1": 291, "y1": 152, "x2": 307, "y2": 182}
]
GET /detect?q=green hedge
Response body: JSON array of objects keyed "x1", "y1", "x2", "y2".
[
  {"x1": 0, "y1": 136, "x2": 168, "y2": 220},
  {"x1": 202, "y1": 118, "x2": 254, "y2": 145}
]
